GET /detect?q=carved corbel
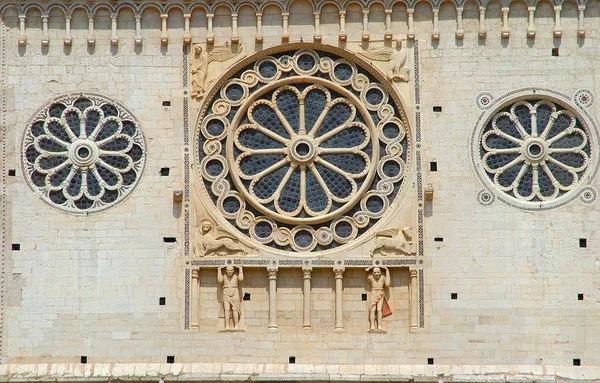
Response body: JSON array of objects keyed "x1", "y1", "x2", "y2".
[
  {"x1": 338, "y1": 11, "x2": 347, "y2": 41},
  {"x1": 64, "y1": 14, "x2": 72, "y2": 45},
  {"x1": 501, "y1": 7, "x2": 510, "y2": 39},
  {"x1": 432, "y1": 9, "x2": 440, "y2": 40},
  {"x1": 41, "y1": 14, "x2": 50, "y2": 46},
  {"x1": 160, "y1": 14, "x2": 169, "y2": 44},
  {"x1": 553, "y1": 5, "x2": 562, "y2": 38},
  {"x1": 384, "y1": 9, "x2": 393, "y2": 40},
  {"x1": 18, "y1": 14, "x2": 27, "y2": 45},
  {"x1": 527, "y1": 7, "x2": 536, "y2": 38},
  {"x1": 183, "y1": 14, "x2": 192, "y2": 45},
  {"x1": 455, "y1": 8, "x2": 464, "y2": 40}
]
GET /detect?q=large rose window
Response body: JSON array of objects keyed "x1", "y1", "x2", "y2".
[
  {"x1": 476, "y1": 94, "x2": 596, "y2": 206},
  {"x1": 21, "y1": 94, "x2": 146, "y2": 214},
  {"x1": 196, "y1": 47, "x2": 410, "y2": 253}
]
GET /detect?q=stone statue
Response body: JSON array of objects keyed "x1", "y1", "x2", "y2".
[
  {"x1": 357, "y1": 41, "x2": 410, "y2": 83},
  {"x1": 370, "y1": 227, "x2": 415, "y2": 256},
  {"x1": 217, "y1": 266, "x2": 244, "y2": 330},
  {"x1": 195, "y1": 220, "x2": 249, "y2": 257},
  {"x1": 190, "y1": 44, "x2": 246, "y2": 100},
  {"x1": 366, "y1": 267, "x2": 392, "y2": 332}
]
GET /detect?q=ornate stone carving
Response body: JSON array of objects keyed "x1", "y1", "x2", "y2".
[
  {"x1": 370, "y1": 227, "x2": 416, "y2": 256},
  {"x1": 21, "y1": 93, "x2": 146, "y2": 214},
  {"x1": 195, "y1": 46, "x2": 410, "y2": 253},
  {"x1": 217, "y1": 266, "x2": 244, "y2": 331},
  {"x1": 366, "y1": 267, "x2": 391, "y2": 332},
  {"x1": 190, "y1": 44, "x2": 246, "y2": 101},
  {"x1": 357, "y1": 42, "x2": 410, "y2": 83},
  {"x1": 194, "y1": 220, "x2": 253, "y2": 257}
]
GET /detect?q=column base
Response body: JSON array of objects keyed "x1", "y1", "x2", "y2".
[
  {"x1": 333, "y1": 327, "x2": 345, "y2": 333},
  {"x1": 268, "y1": 326, "x2": 279, "y2": 333}
]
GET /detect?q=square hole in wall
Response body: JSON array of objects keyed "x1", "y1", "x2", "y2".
[
  {"x1": 12, "y1": 244, "x2": 20, "y2": 251},
  {"x1": 434, "y1": 237, "x2": 443, "y2": 242},
  {"x1": 578, "y1": 293, "x2": 584, "y2": 301},
  {"x1": 8, "y1": 170, "x2": 16, "y2": 176},
  {"x1": 80, "y1": 356, "x2": 87, "y2": 364},
  {"x1": 427, "y1": 358, "x2": 434, "y2": 365},
  {"x1": 579, "y1": 238, "x2": 587, "y2": 248},
  {"x1": 433, "y1": 106, "x2": 442, "y2": 112},
  {"x1": 451, "y1": 293, "x2": 458, "y2": 300},
  {"x1": 163, "y1": 237, "x2": 176, "y2": 243},
  {"x1": 430, "y1": 162, "x2": 438, "y2": 172},
  {"x1": 573, "y1": 359, "x2": 581, "y2": 366},
  {"x1": 362, "y1": 293, "x2": 367, "y2": 301},
  {"x1": 243, "y1": 293, "x2": 251, "y2": 301},
  {"x1": 552, "y1": 48, "x2": 559, "y2": 56},
  {"x1": 289, "y1": 356, "x2": 296, "y2": 364},
  {"x1": 167, "y1": 356, "x2": 175, "y2": 364},
  {"x1": 159, "y1": 297, "x2": 166, "y2": 306},
  {"x1": 162, "y1": 101, "x2": 171, "y2": 107},
  {"x1": 160, "y1": 168, "x2": 170, "y2": 176}
]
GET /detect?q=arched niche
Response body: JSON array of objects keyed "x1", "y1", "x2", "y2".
[
  {"x1": 238, "y1": 5, "x2": 257, "y2": 50},
  {"x1": 190, "y1": 6, "x2": 208, "y2": 42},
  {"x1": 391, "y1": 2, "x2": 408, "y2": 36},
  {"x1": 508, "y1": 0, "x2": 529, "y2": 37},
  {"x1": 262, "y1": 4, "x2": 283, "y2": 44},
  {"x1": 463, "y1": 0, "x2": 480, "y2": 37},
  {"x1": 485, "y1": 0, "x2": 503, "y2": 40},
  {"x1": 289, "y1": 0, "x2": 314, "y2": 41},
  {"x1": 368, "y1": 2, "x2": 386, "y2": 40},
  {"x1": 166, "y1": 8, "x2": 185, "y2": 38},
  {"x1": 345, "y1": 2, "x2": 364, "y2": 41},
  {"x1": 439, "y1": 0, "x2": 458, "y2": 39},
  {"x1": 213, "y1": 5, "x2": 233, "y2": 44},
  {"x1": 141, "y1": 6, "x2": 162, "y2": 39},
  {"x1": 534, "y1": 0, "x2": 555, "y2": 36},
  {"x1": 414, "y1": 0, "x2": 434, "y2": 36},
  {"x1": 320, "y1": 3, "x2": 340, "y2": 41}
]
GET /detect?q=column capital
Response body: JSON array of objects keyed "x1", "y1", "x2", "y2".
[
  {"x1": 302, "y1": 267, "x2": 313, "y2": 279},
  {"x1": 333, "y1": 268, "x2": 345, "y2": 278},
  {"x1": 160, "y1": 14, "x2": 168, "y2": 20},
  {"x1": 410, "y1": 269, "x2": 418, "y2": 277},
  {"x1": 192, "y1": 268, "x2": 200, "y2": 278},
  {"x1": 267, "y1": 267, "x2": 278, "y2": 279}
]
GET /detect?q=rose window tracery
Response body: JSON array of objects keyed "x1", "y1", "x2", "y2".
[
  {"x1": 479, "y1": 98, "x2": 593, "y2": 204},
  {"x1": 21, "y1": 94, "x2": 146, "y2": 214},
  {"x1": 196, "y1": 47, "x2": 410, "y2": 253}
]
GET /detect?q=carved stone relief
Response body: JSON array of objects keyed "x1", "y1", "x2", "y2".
[
  {"x1": 370, "y1": 227, "x2": 416, "y2": 257},
  {"x1": 190, "y1": 44, "x2": 247, "y2": 101},
  {"x1": 357, "y1": 39, "x2": 410, "y2": 84},
  {"x1": 366, "y1": 266, "x2": 392, "y2": 332},
  {"x1": 217, "y1": 266, "x2": 244, "y2": 331},
  {"x1": 193, "y1": 219, "x2": 255, "y2": 257}
]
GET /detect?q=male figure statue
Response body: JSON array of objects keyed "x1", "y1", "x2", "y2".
[
  {"x1": 217, "y1": 266, "x2": 244, "y2": 330},
  {"x1": 367, "y1": 267, "x2": 392, "y2": 331},
  {"x1": 191, "y1": 45, "x2": 208, "y2": 99}
]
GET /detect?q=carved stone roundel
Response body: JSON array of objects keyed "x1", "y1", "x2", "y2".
[
  {"x1": 196, "y1": 46, "x2": 410, "y2": 253},
  {"x1": 21, "y1": 93, "x2": 146, "y2": 214},
  {"x1": 477, "y1": 94, "x2": 595, "y2": 207}
]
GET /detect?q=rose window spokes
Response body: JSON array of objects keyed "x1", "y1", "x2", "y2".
[
  {"x1": 481, "y1": 100, "x2": 590, "y2": 201},
  {"x1": 233, "y1": 85, "x2": 372, "y2": 222},
  {"x1": 22, "y1": 95, "x2": 146, "y2": 213}
]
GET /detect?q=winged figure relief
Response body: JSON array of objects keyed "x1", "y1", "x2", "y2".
[
  {"x1": 191, "y1": 44, "x2": 247, "y2": 100},
  {"x1": 358, "y1": 46, "x2": 410, "y2": 83},
  {"x1": 370, "y1": 227, "x2": 416, "y2": 256}
]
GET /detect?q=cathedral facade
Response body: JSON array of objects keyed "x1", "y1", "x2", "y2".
[{"x1": 0, "y1": 0, "x2": 599, "y2": 381}]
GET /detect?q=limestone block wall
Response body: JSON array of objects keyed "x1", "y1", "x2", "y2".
[{"x1": 0, "y1": 0, "x2": 599, "y2": 369}]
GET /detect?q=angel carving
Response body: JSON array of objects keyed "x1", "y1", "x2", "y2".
[
  {"x1": 194, "y1": 220, "x2": 250, "y2": 257},
  {"x1": 358, "y1": 43, "x2": 410, "y2": 83},
  {"x1": 370, "y1": 227, "x2": 416, "y2": 256},
  {"x1": 190, "y1": 44, "x2": 246, "y2": 100}
]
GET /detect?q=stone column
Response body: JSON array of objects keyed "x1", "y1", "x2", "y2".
[
  {"x1": 407, "y1": 9, "x2": 414, "y2": 40},
  {"x1": 553, "y1": 6, "x2": 562, "y2": 38},
  {"x1": 478, "y1": 7, "x2": 486, "y2": 39},
  {"x1": 160, "y1": 14, "x2": 168, "y2": 44},
  {"x1": 231, "y1": 13, "x2": 239, "y2": 44},
  {"x1": 527, "y1": 7, "x2": 536, "y2": 38},
  {"x1": 18, "y1": 14, "x2": 27, "y2": 45},
  {"x1": 207, "y1": 14, "x2": 215, "y2": 44},
  {"x1": 302, "y1": 268, "x2": 312, "y2": 329},
  {"x1": 267, "y1": 267, "x2": 278, "y2": 331},
  {"x1": 111, "y1": 14, "x2": 119, "y2": 45},
  {"x1": 455, "y1": 8, "x2": 464, "y2": 40},
  {"x1": 313, "y1": 12, "x2": 322, "y2": 42},
  {"x1": 409, "y1": 269, "x2": 418, "y2": 330},
  {"x1": 362, "y1": 10, "x2": 370, "y2": 41},
  {"x1": 134, "y1": 14, "x2": 142, "y2": 45},
  {"x1": 339, "y1": 11, "x2": 347, "y2": 41},
  {"x1": 432, "y1": 9, "x2": 440, "y2": 40},
  {"x1": 577, "y1": 6, "x2": 585, "y2": 37},
  {"x1": 384, "y1": 9, "x2": 393, "y2": 40},
  {"x1": 41, "y1": 14, "x2": 49, "y2": 45},
  {"x1": 183, "y1": 14, "x2": 192, "y2": 44},
  {"x1": 282, "y1": 13, "x2": 289, "y2": 42},
  {"x1": 87, "y1": 16, "x2": 96, "y2": 45},
  {"x1": 64, "y1": 15, "x2": 72, "y2": 45},
  {"x1": 191, "y1": 268, "x2": 200, "y2": 329},
  {"x1": 256, "y1": 13, "x2": 263, "y2": 43},
  {"x1": 501, "y1": 7, "x2": 510, "y2": 39},
  {"x1": 333, "y1": 267, "x2": 345, "y2": 332}
]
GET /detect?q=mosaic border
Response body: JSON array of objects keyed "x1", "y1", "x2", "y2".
[
  {"x1": 183, "y1": 45, "x2": 191, "y2": 330},
  {"x1": 418, "y1": 269, "x2": 424, "y2": 328},
  {"x1": 0, "y1": 15, "x2": 6, "y2": 356}
]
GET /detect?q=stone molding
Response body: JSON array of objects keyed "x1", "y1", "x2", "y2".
[{"x1": 0, "y1": 363, "x2": 598, "y2": 382}]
